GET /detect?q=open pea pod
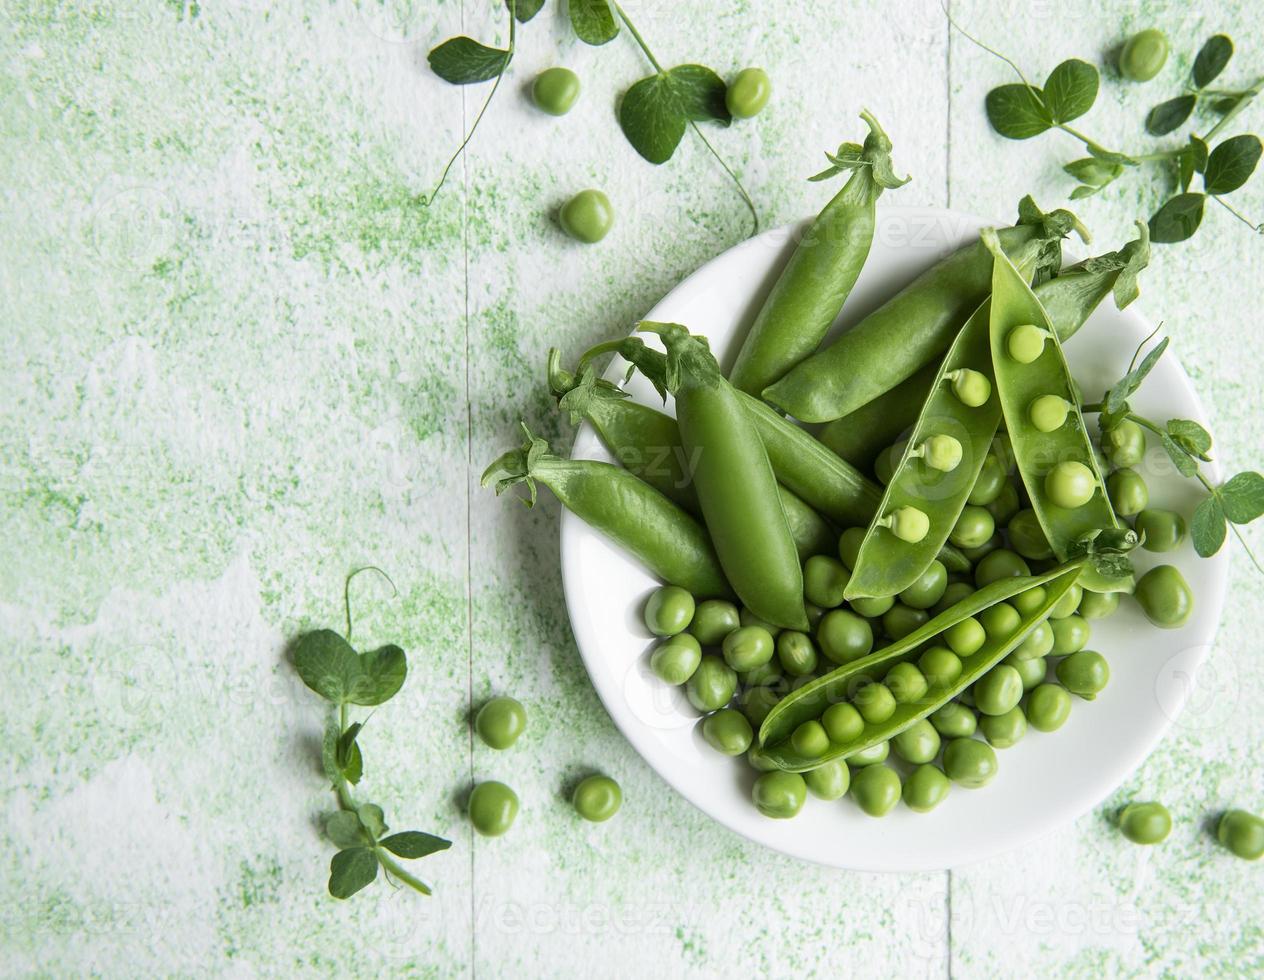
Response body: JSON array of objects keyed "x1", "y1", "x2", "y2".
[
  {"x1": 983, "y1": 230, "x2": 1123, "y2": 566},
  {"x1": 758, "y1": 561, "x2": 1085, "y2": 771}
]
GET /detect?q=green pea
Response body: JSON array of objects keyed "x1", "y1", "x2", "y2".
[
  {"x1": 1005, "y1": 653, "x2": 1047, "y2": 691},
  {"x1": 974, "y1": 664, "x2": 1024, "y2": 716},
  {"x1": 930, "y1": 701, "x2": 977, "y2": 738},
  {"x1": 975, "y1": 548, "x2": 1031, "y2": 587},
  {"x1": 850, "y1": 764, "x2": 902, "y2": 817},
  {"x1": 838, "y1": 527, "x2": 866, "y2": 569},
  {"x1": 752, "y1": 770, "x2": 806, "y2": 818},
  {"x1": 1007, "y1": 509, "x2": 1053, "y2": 560},
  {"x1": 531, "y1": 67, "x2": 581, "y2": 115},
  {"x1": 1103, "y1": 419, "x2": 1146, "y2": 468},
  {"x1": 822, "y1": 701, "x2": 865, "y2": 743},
  {"x1": 739, "y1": 685, "x2": 780, "y2": 727},
  {"x1": 739, "y1": 607, "x2": 781, "y2": 636},
  {"x1": 1050, "y1": 615, "x2": 1090, "y2": 655},
  {"x1": 891, "y1": 718, "x2": 940, "y2": 764},
  {"x1": 1055, "y1": 649, "x2": 1110, "y2": 699},
  {"x1": 1119, "y1": 28, "x2": 1169, "y2": 82},
  {"x1": 803, "y1": 554, "x2": 850, "y2": 608},
  {"x1": 1107, "y1": 468, "x2": 1149, "y2": 516},
  {"x1": 1012, "y1": 620, "x2": 1054, "y2": 660},
  {"x1": 775, "y1": 630, "x2": 818, "y2": 677},
  {"x1": 817, "y1": 608, "x2": 874, "y2": 664},
  {"x1": 881, "y1": 505, "x2": 930, "y2": 543},
  {"x1": 649, "y1": 634, "x2": 702, "y2": 685},
  {"x1": 882, "y1": 603, "x2": 929, "y2": 641},
  {"x1": 686, "y1": 655, "x2": 737, "y2": 712},
  {"x1": 1134, "y1": 564, "x2": 1194, "y2": 629},
  {"x1": 804, "y1": 759, "x2": 850, "y2": 801},
  {"x1": 740, "y1": 660, "x2": 781, "y2": 687},
  {"x1": 1217, "y1": 809, "x2": 1264, "y2": 860},
  {"x1": 559, "y1": 189, "x2": 614, "y2": 244},
  {"x1": 747, "y1": 744, "x2": 779, "y2": 771},
  {"x1": 979, "y1": 601, "x2": 1021, "y2": 640},
  {"x1": 805, "y1": 602, "x2": 826, "y2": 631},
  {"x1": 1007, "y1": 323, "x2": 1048, "y2": 363},
  {"x1": 722, "y1": 625, "x2": 775, "y2": 672},
  {"x1": 475, "y1": 696, "x2": 528, "y2": 749},
  {"x1": 572, "y1": 774, "x2": 621, "y2": 822},
  {"x1": 725, "y1": 67, "x2": 771, "y2": 118},
  {"x1": 919, "y1": 645, "x2": 963, "y2": 687},
  {"x1": 943, "y1": 737, "x2": 998, "y2": 788},
  {"x1": 1045, "y1": 461, "x2": 1097, "y2": 509},
  {"x1": 849, "y1": 594, "x2": 894, "y2": 618},
  {"x1": 961, "y1": 533, "x2": 1002, "y2": 564},
  {"x1": 985, "y1": 480, "x2": 1021, "y2": 526},
  {"x1": 916, "y1": 434, "x2": 963, "y2": 472},
  {"x1": 791, "y1": 719, "x2": 831, "y2": 759},
  {"x1": 885, "y1": 662, "x2": 929, "y2": 704},
  {"x1": 1012, "y1": 584, "x2": 1047, "y2": 617},
  {"x1": 1118, "y1": 801, "x2": 1171, "y2": 844},
  {"x1": 874, "y1": 441, "x2": 905, "y2": 485},
  {"x1": 1025, "y1": 683, "x2": 1072, "y2": 731},
  {"x1": 944, "y1": 616, "x2": 986, "y2": 657},
  {"x1": 702, "y1": 708, "x2": 754, "y2": 756},
  {"x1": 1077, "y1": 589, "x2": 1121, "y2": 620},
  {"x1": 947, "y1": 368, "x2": 991, "y2": 407},
  {"x1": 968, "y1": 453, "x2": 1008, "y2": 506},
  {"x1": 469, "y1": 781, "x2": 519, "y2": 837},
  {"x1": 979, "y1": 706, "x2": 1027, "y2": 748},
  {"x1": 903, "y1": 764, "x2": 951, "y2": 813},
  {"x1": 688, "y1": 599, "x2": 741, "y2": 645},
  {"x1": 1048, "y1": 583, "x2": 1083, "y2": 619},
  {"x1": 1135, "y1": 508, "x2": 1187, "y2": 553},
  {"x1": 931, "y1": 581, "x2": 975, "y2": 616},
  {"x1": 1028, "y1": 394, "x2": 1070, "y2": 432},
  {"x1": 899, "y1": 559, "x2": 948, "y2": 610},
  {"x1": 950, "y1": 505, "x2": 996, "y2": 549},
  {"x1": 848, "y1": 740, "x2": 889, "y2": 766},
  {"x1": 644, "y1": 585, "x2": 695, "y2": 636},
  {"x1": 855, "y1": 682, "x2": 897, "y2": 724}
]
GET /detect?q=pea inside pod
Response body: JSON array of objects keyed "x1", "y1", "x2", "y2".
[
  {"x1": 982, "y1": 229, "x2": 1122, "y2": 563},
  {"x1": 757, "y1": 562, "x2": 1084, "y2": 771}
]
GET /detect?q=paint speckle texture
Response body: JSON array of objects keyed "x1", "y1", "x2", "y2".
[{"x1": 1, "y1": 0, "x2": 1260, "y2": 975}]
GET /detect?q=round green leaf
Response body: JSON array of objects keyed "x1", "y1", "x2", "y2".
[
  {"x1": 1220, "y1": 472, "x2": 1264, "y2": 525},
  {"x1": 1043, "y1": 59, "x2": 1098, "y2": 123},
  {"x1": 985, "y1": 84, "x2": 1052, "y2": 139},
  {"x1": 1203, "y1": 135, "x2": 1263, "y2": 196},
  {"x1": 293, "y1": 630, "x2": 360, "y2": 704},
  {"x1": 380, "y1": 831, "x2": 453, "y2": 859},
  {"x1": 619, "y1": 74, "x2": 687, "y2": 163},
  {"x1": 1193, "y1": 35, "x2": 1234, "y2": 89},
  {"x1": 427, "y1": 37, "x2": 511, "y2": 85},
  {"x1": 1149, "y1": 193, "x2": 1205, "y2": 243},
  {"x1": 570, "y1": 0, "x2": 618, "y2": 45},
  {"x1": 328, "y1": 847, "x2": 379, "y2": 899},
  {"x1": 1146, "y1": 96, "x2": 1196, "y2": 136},
  {"x1": 1191, "y1": 495, "x2": 1227, "y2": 557},
  {"x1": 667, "y1": 65, "x2": 731, "y2": 125}
]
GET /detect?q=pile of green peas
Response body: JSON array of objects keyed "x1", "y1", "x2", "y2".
[{"x1": 468, "y1": 695, "x2": 624, "y2": 835}]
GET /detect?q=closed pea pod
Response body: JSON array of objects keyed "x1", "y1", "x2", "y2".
[
  {"x1": 729, "y1": 111, "x2": 907, "y2": 396},
  {"x1": 983, "y1": 229, "x2": 1123, "y2": 563},
  {"x1": 757, "y1": 563, "x2": 1084, "y2": 771},
  {"x1": 638, "y1": 323, "x2": 808, "y2": 629},
  {"x1": 764, "y1": 197, "x2": 1083, "y2": 422},
  {"x1": 482, "y1": 426, "x2": 731, "y2": 598}
]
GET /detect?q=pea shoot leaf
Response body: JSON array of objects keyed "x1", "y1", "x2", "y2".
[
  {"x1": 1149, "y1": 193, "x2": 1205, "y2": 243},
  {"x1": 356, "y1": 803, "x2": 388, "y2": 840},
  {"x1": 1192, "y1": 495, "x2": 1227, "y2": 557},
  {"x1": 506, "y1": 0, "x2": 544, "y2": 22},
  {"x1": 1203, "y1": 135, "x2": 1263, "y2": 195},
  {"x1": 1043, "y1": 59, "x2": 1098, "y2": 123},
  {"x1": 320, "y1": 722, "x2": 340, "y2": 785},
  {"x1": 325, "y1": 810, "x2": 368, "y2": 849},
  {"x1": 336, "y1": 722, "x2": 364, "y2": 785},
  {"x1": 380, "y1": 831, "x2": 452, "y2": 859},
  {"x1": 1178, "y1": 136, "x2": 1210, "y2": 192},
  {"x1": 1146, "y1": 96, "x2": 1196, "y2": 136},
  {"x1": 1220, "y1": 471, "x2": 1264, "y2": 524},
  {"x1": 1064, "y1": 157, "x2": 1123, "y2": 198},
  {"x1": 570, "y1": 0, "x2": 619, "y2": 45},
  {"x1": 619, "y1": 66, "x2": 730, "y2": 164},
  {"x1": 1104, "y1": 336, "x2": 1168, "y2": 415},
  {"x1": 1160, "y1": 432, "x2": 1200, "y2": 477},
  {"x1": 428, "y1": 37, "x2": 512, "y2": 85},
  {"x1": 329, "y1": 847, "x2": 379, "y2": 899},
  {"x1": 350, "y1": 645, "x2": 408, "y2": 706},
  {"x1": 1165, "y1": 419, "x2": 1213, "y2": 460},
  {"x1": 294, "y1": 631, "x2": 361, "y2": 704},
  {"x1": 1193, "y1": 35, "x2": 1234, "y2": 89},
  {"x1": 986, "y1": 84, "x2": 1053, "y2": 139}
]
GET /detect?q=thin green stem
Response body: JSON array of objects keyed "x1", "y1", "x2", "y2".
[
  {"x1": 1203, "y1": 76, "x2": 1264, "y2": 142},
  {"x1": 343, "y1": 566, "x2": 397, "y2": 642},
  {"x1": 576, "y1": 339, "x2": 630, "y2": 375},
  {"x1": 1058, "y1": 124, "x2": 1129, "y2": 161},
  {"x1": 1211, "y1": 195, "x2": 1264, "y2": 233},
  {"x1": 376, "y1": 852, "x2": 434, "y2": 895},
  {"x1": 613, "y1": 3, "x2": 664, "y2": 72}
]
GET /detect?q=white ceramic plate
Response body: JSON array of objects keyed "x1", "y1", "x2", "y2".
[{"x1": 560, "y1": 206, "x2": 1227, "y2": 871}]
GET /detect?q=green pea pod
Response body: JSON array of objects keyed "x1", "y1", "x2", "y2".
[
  {"x1": 763, "y1": 196, "x2": 1087, "y2": 422},
  {"x1": 597, "y1": 337, "x2": 970, "y2": 571},
  {"x1": 983, "y1": 230, "x2": 1123, "y2": 563},
  {"x1": 817, "y1": 223, "x2": 1151, "y2": 468},
  {"x1": 758, "y1": 562, "x2": 1084, "y2": 771},
  {"x1": 481, "y1": 424, "x2": 732, "y2": 599},
  {"x1": 728, "y1": 111, "x2": 908, "y2": 396},
  {"x1": 638, "y1": 323, "x2": 808, "y2": 629}
]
